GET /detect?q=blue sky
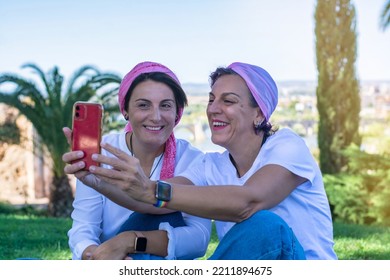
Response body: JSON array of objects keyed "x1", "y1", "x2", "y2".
[{"x1": 1, "y1": 0, "x2": 389, "y2": 84}]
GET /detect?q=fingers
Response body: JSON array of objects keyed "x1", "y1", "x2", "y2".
[
  {"x1": 62, "y1": 127, "x2": 72, "y2": 145},
  {"x1": 62, "y1": 150, "x2": 84, "y2": 164},
  {"x1": 85, "y1": 252, "x2": 92, "y2": 260},
  {"x1": 64, "y1": 160, "x2": 86, "y2": 175},
  {"x1": 62, "y1": 150, "x2": 87, "y2": 175},
  {"x1": 89, "y1": 164, "x2": 123, "y2": 179},
  {"x1": 91, "y1": 150, "x2": 138, "y2": 172},
  {"x1": 101, "y1": 142, "x2": 132, "y2": 162}
]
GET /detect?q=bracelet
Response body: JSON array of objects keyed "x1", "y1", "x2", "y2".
[{"x1": 153, "y1": 199, "x2": 168, "y2": 208}]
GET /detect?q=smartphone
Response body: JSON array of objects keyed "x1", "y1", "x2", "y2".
[{"x1": 71, "y1": 101, "x2": 104, "y2": 170}]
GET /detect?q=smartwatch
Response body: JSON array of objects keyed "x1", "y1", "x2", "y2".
[
  {"x1": 134, "y1": 231, "x2": 147, "y2": 253},
  {"x1": 153, "y1": 180, "x2": 172, "y2": 207}
]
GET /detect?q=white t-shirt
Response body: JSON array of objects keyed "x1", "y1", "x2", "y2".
[
  {"x1": 68, "y1": 131, "x2": 211, "y2": 260},
  {"x1": 178, "y1": 128, "x2": 337, "y2": 260}
]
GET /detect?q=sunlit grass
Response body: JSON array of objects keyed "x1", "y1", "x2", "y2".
[
  {"x1": 0, "y1": 214, "x2": 72, "y2": 260},
  {"x1": 0, "y1": 212, "x2": 389, "y2": 260},
  {"x1": 332, "y1": 222, "x2": 390, "y2": 260}
]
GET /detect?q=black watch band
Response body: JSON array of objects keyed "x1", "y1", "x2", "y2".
[{"x1": 134, "y1": 231, "x2": 147, "y2": 253}]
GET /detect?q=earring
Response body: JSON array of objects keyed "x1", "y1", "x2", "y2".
[
  {"x1": 124, "y1": 114, "x2": 129, "y2": 121},
  {"x1": 254, "y1": 119, "x2": 264, "y2": 129}
]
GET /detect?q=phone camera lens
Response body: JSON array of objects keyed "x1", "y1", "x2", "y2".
[
  {"x1": 76, "y1": 105, "x2": 80, "y2": 110},
  {"x1": 75, "y1": 112, "x2": 80, "y2": 118}
]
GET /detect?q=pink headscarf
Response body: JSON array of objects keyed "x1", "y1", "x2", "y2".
[
  {"x1": 227, "y1": 62, "x2": 278, "y2": 121},
  {"x1": 118, "y1": 61, "x2": 184, "y2": 179}
]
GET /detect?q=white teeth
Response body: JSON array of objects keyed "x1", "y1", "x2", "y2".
[
  {"x1": 213, "y1": 121, "x2": 227, "y2": 126},
  {"x1": 146, "y1": 126, "x2": 162, "y2": 131}
]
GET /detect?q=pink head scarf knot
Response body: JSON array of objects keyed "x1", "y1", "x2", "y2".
[
  {"x1": 118, "y1": 61, "x2": 184, "y2": 179},
  {"x1": 227, "y1": 62, "x2": 278, "y2": 121}
]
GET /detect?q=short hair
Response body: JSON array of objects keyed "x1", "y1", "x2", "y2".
[
  {"x1": 209, "y1": 67, "x2": 277, "y2": 136},
  {"x1": 124, "y1": 72, "x2": 188, "y2": 114}
]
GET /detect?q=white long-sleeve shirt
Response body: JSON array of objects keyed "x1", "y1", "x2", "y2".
[{"x1": 68, "y1": 132, "x2": 211, "y2": 260}]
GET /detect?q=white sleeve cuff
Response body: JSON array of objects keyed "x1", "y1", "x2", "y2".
[
  {"x1": 159, "y1": 222, "x2": 176, "y2": 260},
  {"x1": 73, "y1": 240, "x2": 99, "y2": 260}
]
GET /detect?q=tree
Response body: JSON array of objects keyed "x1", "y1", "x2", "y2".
[
  {"x1": 380, "y1": 0, "x2": 390, "y2": 31},
  {"x1": 0, "y1": 63, "x2": 120, "y2": 217},
  {"x1": 315, "y1": 0, "x2": 361, "y2": 174}
]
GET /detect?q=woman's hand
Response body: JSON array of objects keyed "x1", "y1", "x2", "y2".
[
  {"x1": 82, "y1": 244, "x2": 98, "y2": 260},
  {"x1": 88, "y1": 142, "x2": 155, "y2": 205},
  {"x1": 63, "y1": 128, "x2": 159, "y2": 210},
  {"x1": 62, "y1": 127, "x2": 101, "y2": 188},
  {"x1": 89, "y1": 232, "x2": 134, "y2": 260}
]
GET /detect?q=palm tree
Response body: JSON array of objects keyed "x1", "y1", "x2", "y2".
[
  {"x1": 0, "y1": 63, "x2": 121, "y2": 217},
  {"x1": 380, "y1": 0, "x2": 390, "y2": 31}
]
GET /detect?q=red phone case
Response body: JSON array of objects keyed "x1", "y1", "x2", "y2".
[{"x1": 71, "y1": 102, "x2": 103, "y2": 170}]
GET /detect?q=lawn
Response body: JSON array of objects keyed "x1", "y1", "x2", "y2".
[{"x1": 0, "y1": 211, "x2": 389, "y2": 260}]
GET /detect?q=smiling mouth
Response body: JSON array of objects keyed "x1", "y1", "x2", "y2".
[
  {"x1": 145, "y1": 126, "x2": 163, "y2": 131},
  {"x1": 212, "y1": 121, "x2": 228, "y2": 127}
]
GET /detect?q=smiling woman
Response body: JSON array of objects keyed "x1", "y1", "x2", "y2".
[
  {"x1": 62, "y1": 61, "x2": 211, "y2": 260},
  {"x1": 62, "y1": 62, "x2": 338, "y2": 260}
]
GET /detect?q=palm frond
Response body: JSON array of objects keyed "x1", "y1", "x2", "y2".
[
  {"x1": 21, "y1": 63, "x2": 50, "y2": 94},
  {"x1": 0, "y1": 75, "x2": 47, "y2": 118},
  {"x1": 64, "y1": 65, "x2": 100, "y2": 99},
  {"x1": 380, "y1": 0, "x2": 390, "y2": 31}
]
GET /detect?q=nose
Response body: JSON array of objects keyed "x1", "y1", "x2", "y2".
[
  {"x1": 150, "y1": 106, "x2": 162, "y2": 121},
  {"x1": 207, "y1": 100, "x2": 221, "y2": 115}
]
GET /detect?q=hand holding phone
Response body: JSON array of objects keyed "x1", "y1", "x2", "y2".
[{"x1": 71, "y1": 102, "x2": 103, "y2": 170}]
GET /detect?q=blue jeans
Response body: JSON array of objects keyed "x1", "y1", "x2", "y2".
[
  {"x1": 118, "y1": 211, "x2": 186, "y2": 232},
  {"x1": 120, "y1": 210, "x2": 305, "y2": 260},
  {"x1": 209, "y1": 210, "x2": 306, "y2": 260}
]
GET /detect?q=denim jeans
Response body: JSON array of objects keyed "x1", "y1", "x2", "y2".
[
  {"x1": 120, "y1": 210, "x2": 305, "y2": 260},
  {"x1": 118, "y1": 211, "x2": 186, "y2": 232},
  {"x1": 209, "y1": 210, "x2": 306, "y2": 260}
]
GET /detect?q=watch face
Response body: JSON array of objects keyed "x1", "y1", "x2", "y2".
[
  {"x1": 135, "y1": 237, "x2": 147, "y2": 252},
  {"x1": 156, "y1": 181, "x2": 172, "y2": 201}
]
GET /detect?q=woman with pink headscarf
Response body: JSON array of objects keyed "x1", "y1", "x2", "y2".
[
  {"x1": 65, "y1": 62, "x2": 337, "y2": 260},
  {"x1": 63, "y1": 61, "x2": 211, "y2": 260}
]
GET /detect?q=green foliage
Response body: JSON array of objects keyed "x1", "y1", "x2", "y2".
[
  {"x1": 0, "y1": 64, "x2": 121, "y2": 217},
  {"x1": 380, "y1": 0, "x2": 390, "y2": 31},
  {"x1": 89, "y1": 73, "x2": 123, "y2": 133},
  {"x1": 0, "y1": 120, "x2": 20, "y2": 145},
  {"x1": 324, "y1": 145, "x2": 390, "y2": 225},
  {"x1": 315, "y1": 0, "x2": 361, "y2": 174},
  {"x1": 0, "y1": 202, "x2": 47, "y2": 216}
]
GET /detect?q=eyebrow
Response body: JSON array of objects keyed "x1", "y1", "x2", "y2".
[
  {"x1": 209, "y1": 92, "x2": 241, "y2": 99},
  {"x1": 134, "y1": 98, "x2": 175, "y2": 103}
]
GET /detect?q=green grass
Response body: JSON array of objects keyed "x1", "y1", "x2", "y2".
[
  {"x1": 0, "y1": 210, "x2": 389, "y2": 260},
  {"x1": 0, "y1": 214, "x2": 72, "y2": 260},
  {"x1": 332, "y1": 222, "x2": 390, "y2": 260}
]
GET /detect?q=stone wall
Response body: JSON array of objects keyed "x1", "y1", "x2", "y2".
[{"x1": 0, "y1": 104, "x2": 52, "y2": 205}]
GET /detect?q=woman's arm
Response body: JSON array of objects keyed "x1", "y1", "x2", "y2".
[
  {"x1": 90, "y1": 230, "x2": 169, "y2": 260},
  {"x1": 68, "y1": 180, "x2": 105, "y2": 260},
  {"x1": 89, "y1": 142, "x2": 306, "y2": 223},
  {"x1": 90, "y1": 214, "x2": 211, "y2": 260},
  {"x1": 168, "y1": 164, "x2": 306, "y2": 222},
  {"x1": 62, "y1": 127, "x2": 174, "y2": 215}
]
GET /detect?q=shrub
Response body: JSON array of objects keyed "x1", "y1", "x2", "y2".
[{"x1": 324, "y1": 145, "x2": 390, "y2": 226}]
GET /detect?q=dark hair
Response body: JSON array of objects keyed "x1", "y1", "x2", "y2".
[
  {"x1": 209, "y1": 67, "x2": 277, "y2": 137},
  {"x1": 124, "y1": 72, "x2": 188, "y2": 114}
]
